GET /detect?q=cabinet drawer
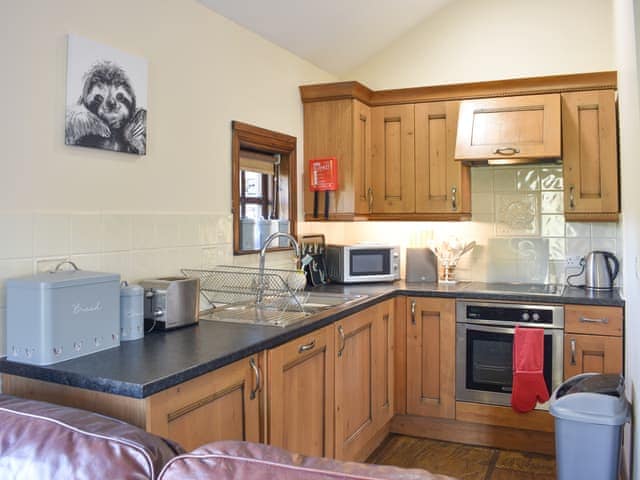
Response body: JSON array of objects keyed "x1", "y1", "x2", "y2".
[{"x1": 564, "y1": 305, "x2": 622, "y2": 336}]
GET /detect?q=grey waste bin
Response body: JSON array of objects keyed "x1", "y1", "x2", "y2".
[{"x1": 550, "y1": 373, "x2": 630, "y2": 480}]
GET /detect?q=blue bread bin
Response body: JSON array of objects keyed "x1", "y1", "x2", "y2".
[{"x1": 6, "y1": 262, "x2": 120, "y2": 365}]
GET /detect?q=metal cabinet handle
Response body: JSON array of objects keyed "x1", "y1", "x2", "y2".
[
  {"x1": 579, "y1": 316, "x2": 609, "y2": 324},
  {"x1": 569, "y1": 185, "x2": 576, "y2": 209},
  {"x1": 367, "y1": 187, "x2": 374, "y2": 213},
  {"x1": 249, "y1": 357, "x2": 261, "y2": 400},
  {"x1": 451, "y1": 186, "x2": 457, "y2": 211},
  {"x1": 570, "y1": 338, "x2": 577, "y2": 366},
  {"x1": 299, "y1": 339, "x2": 316, "y2": 353},
  {"x1": 337, "y1": 325, "x2": 345, "y2": 357},
  {"x1": 494, "y1": 147, "x2": 520, "y2": 155},
  {"x1": 411, "y1": 300, "x2": 416, "y2": 325}
]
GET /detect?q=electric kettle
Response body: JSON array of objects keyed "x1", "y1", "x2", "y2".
[{"x1": 584, "y1": 251, "x2": 619, "y2": 290}]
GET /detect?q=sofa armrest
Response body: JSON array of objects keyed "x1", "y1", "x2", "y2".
[
  {"x1": 0, "y1": 394, "x2": 183, "y2": 480},
  {"x1": 159, "y1": 440, "x2": 458, "y2": 480}
]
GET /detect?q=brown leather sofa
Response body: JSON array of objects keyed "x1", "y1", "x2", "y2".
[{"x1": 0, "y1": 394, "x2": 456, "y2": 480}]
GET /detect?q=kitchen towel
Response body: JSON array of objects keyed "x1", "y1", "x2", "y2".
[{"x1": 511, "y1": 325, "x2": 549, "y2": 413}]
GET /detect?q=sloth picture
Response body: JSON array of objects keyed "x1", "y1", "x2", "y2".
[{"x1": 65, "y1": 35, "x2": 148, "y2": 155}]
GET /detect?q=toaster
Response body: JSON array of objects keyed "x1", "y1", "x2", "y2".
[{"x1": 140, "y1": 277, "x2": 200, "y2": 330}]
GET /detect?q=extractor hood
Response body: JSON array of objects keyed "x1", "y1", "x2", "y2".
[{"x1": 454, "y1": 93, "x2": 562, "y2": 165}]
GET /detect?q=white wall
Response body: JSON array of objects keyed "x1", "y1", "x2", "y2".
[
  {"x1": 614, "y1": 0, "x2": 640, "y2": 477},
  {"x1": 346, "y1": 0, "x2": 614, "y2": 89},
  {"x1": 0, "y1": 0, "x2": 335, "y2": 358}
]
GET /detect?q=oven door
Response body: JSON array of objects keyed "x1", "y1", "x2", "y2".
[{"x1": 455, "y1": 323, "x2": 563, "y2": 409}]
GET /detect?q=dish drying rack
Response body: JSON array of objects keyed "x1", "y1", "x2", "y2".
[{"x1": 181, "y1": 265, "x2": 310, "y2": 323}]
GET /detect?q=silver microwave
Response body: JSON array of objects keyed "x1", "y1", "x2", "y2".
[{"x1": 326, "y1": 244, "x2": 400, "y2": 283}]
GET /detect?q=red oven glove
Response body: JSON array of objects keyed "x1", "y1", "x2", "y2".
[{"x1": 511, "y1": 326, "x2": 549, "y2": 413}]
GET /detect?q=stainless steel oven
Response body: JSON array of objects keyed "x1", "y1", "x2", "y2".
[{"x1": 456, "y1": 300, "x2": 564, "y2": 409}]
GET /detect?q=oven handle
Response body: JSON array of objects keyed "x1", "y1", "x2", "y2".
[{"x1": 460, "y1": 324, "x2": 557, "y2": 335}]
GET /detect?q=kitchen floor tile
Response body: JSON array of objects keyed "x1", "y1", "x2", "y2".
[{"x1": 368, "y1": 434, "x2": 556, "y2": 480}]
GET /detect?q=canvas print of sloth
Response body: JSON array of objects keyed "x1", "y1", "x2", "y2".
[{"x1": 66, "y1": 61, "x2": 146, "y2": 155}]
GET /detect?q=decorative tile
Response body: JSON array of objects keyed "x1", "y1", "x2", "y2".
[
  {"x1": 101, "y1": 252, "x2": 133, "y2": 283},
  {"x1": 591, "y1": 222, "x2": 618, "y2": 238},
  {"x1": 69, "y1": 254, "x2": 102, "y2": 272},
  {"x1": 0, "y1": 259, "x2": 33, "y2": 308},
  {"x1": 495, "y1": 194, "x2": 539, "y2": 236},
  {"x1": 591, "y1": 238, "x2": 616, "y2": 253},
  {"x1": 541, "y1": 192, "x2": 564, "y2": 214},
  {"x1": 132, "y1": 215, "x2": 157, "y2": 250},
  {"x1": 0, "y1": 213, "x2": 33, "y2": 260},
  {"x1": 0, "y1": 307, "x2": 5, "y2": 357},
  {"x1": 102, "y1": 215, "x2": 132, "y2": 252},
  {"x1": 566, "y1": 238, "x2": 591, "y2": 258},
  {"x1": 541, "y1": 215, "x2": 565, "y2": 237},
  {"x1": 71, "y1": 214, "x2": 103, "y2": 254},
  {"x1": 156, "y1": 215, "x2": 182, "y2": 249},
  {"x1": 565, "y1": 222, "x2": 591, "y2": 238},
  {"x1": 493, "y1": 168, "x2": 517, "y2": 192},
  {"x1": 34, "y1": 214, "x2": 71, "y2": 257},
  {"x1": 540, "y1": 167, "x2": 563, "y2": 190},
  {"x1": 548, "y1": 238, "x2": 566, "y2": 260},
  {"x1": 471, "y1": 193, "x2": 494, "y2": 214},
  {"x1": 516, "y1": 168, "x2": 540, "y2": 191},
  {"x1": 471, "y1": 167, "x2": 494, "y2": 193}
]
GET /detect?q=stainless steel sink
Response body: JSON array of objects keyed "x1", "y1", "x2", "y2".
[{"x1": 199, "y1": 292, "x2": 367, "y2": 327}]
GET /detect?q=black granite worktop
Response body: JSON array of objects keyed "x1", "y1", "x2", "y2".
[{"x1": 0, "y1": 282, "x2": 624, "y2": 399}]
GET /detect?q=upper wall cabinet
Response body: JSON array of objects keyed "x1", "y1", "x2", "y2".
[
  {"x1": 371, "y1": 105, "x2": 415, "y2": 214},
  {"x1": 415, "y1": 101, "x2": 470, "y2": 215},
  {"x1": 455, "y1": 94, "x2": 561, "y2": 162},
  {"x1": 303, "y1": 99, "x2": 372, "y2": 220},
  {"x1": 300, "y1": 72, "x2": 617, "y2": 222},
  {"x1": 562, "y1": 90, "x2": 619, "y2": 222}
]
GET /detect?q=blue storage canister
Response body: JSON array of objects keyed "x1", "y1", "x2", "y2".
[{"x1": 120, "y1": 282, "x2": 144, "y2": 341}]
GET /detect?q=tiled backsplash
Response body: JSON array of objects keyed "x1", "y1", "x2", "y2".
[
  {"x1": 300, "y1": 164, "x2": 622, "y2": 284},
  {"x1": 0, "y1": 212, "x2": 296, "y2": 356}
]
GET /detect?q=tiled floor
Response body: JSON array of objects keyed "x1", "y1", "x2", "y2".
[{"x1": 367, "y1": 434, "x2": 556, "y2": 480}]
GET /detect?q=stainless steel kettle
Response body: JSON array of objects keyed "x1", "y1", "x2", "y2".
[{"x1": 584, "y1": 251, "x2": 619, "y2": 290}]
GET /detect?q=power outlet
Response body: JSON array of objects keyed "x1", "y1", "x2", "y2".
[{"x1": 565, "y1": 255, "x2": 584, "y2": 268}]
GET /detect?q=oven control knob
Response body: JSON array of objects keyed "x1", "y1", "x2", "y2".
[
  {"x1": 532, "y1": 312, "x2": 540, "y2": 321},
  {"x1": 521, "y1": 312, "x2": 530, "y2": 321}
]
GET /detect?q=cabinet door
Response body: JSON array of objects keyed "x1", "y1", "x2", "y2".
[
  {"x1": 415, "y1": 101, "x2": 470, "y2": 215},
  {"x1": 353, "y1": 100, "x2": 373, "y2": 215},
  {"x1": 371, "y1": 104, "x2": 415, "y2": 213},
  {"x1": 406, "y1": 297, "x2": 455, "y2": 419},
  {"x1": 373, "y1": 300, "x2": 394, "y2": 428},
  {"x1": 562, "y1": 90, "x2": 619, "y2": 219},
  {"x1": 334, "y1": 307, "x2": 375, "y2": 460},
  {"x1": 334, "y1": 300, "x2": 394, "y2": 461},
  {"x1": 268, "y1": 326, "x2": 334, "y2": 457},
  {"x1": 455, "y1": 94, "x2": 561, "y2": 161},
  {"x1": 564, "y1": 334, "x2": 623, "y2": 379},
  {"x1": 147, "y1": 355, "x2": 261, "y2": 451}
]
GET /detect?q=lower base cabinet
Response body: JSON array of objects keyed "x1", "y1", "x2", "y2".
[
  {"x1": 406, "y1": 297, "x2": 455, "y2": 419},
  {"x1": 267, "y1": 325, "x2": 335, "y2": 458},
  {"x1": 146, "y1": 354, "x2": 262, "y2": 451},
  {"x1": 334, "y1": 299, "x2": 394, "y2": 461}
]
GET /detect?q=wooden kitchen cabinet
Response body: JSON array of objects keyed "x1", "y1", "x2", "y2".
[
  {"x1": 146, "y1": 354, "x2": 262, "y2": 451},
  {"x1": 406, "y1": 297, "x2": 455, "y2": 419},
  {"x1": 562, "y1": 90, "x2": 619, "y2": 221},
  {"x1": 302, "y1": 99, "x2": 372, "y2": 220},
  {"x1": 415, "y1": 101, "x2": 470, "y2": 216},
  {"x1": 455, "y1": 94, "x2": 561, "y2": 161},
  {"x1": 371, "y1": 104, "x2": 416, "y2": 214},
  {"x1": 267, "y1": 325, "x2": 335, "y2": 457},
  {"x1": 563, "y1": 304, "x2": 623, "y2": 379},
  {"x1": 334, "y1": 299, "x2": 394, "y2": 461}
]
